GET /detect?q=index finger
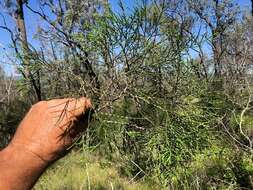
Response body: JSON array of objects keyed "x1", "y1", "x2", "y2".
[{"x1": 48, "y1": 97, "x2": 92, "y2": 117}]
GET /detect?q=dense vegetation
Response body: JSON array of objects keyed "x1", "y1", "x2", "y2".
[{"x1": 0, "y1": 0, "x2": 252, "y2": 189}]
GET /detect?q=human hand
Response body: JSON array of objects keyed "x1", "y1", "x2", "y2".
[
  {"x1": 0, "y1": 97, "x2": 92, "y2": 190},
  {"x1": 10, "y1": 97, "x2": 92, "y2": 162}
]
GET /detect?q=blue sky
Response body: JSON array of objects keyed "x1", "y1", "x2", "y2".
[{"x1": 0, "y1": 0, "x2": 251, "y2": 75}]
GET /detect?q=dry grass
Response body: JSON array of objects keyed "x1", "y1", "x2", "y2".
[{"x1": 34, "y1": 151, "x2": 160, "y2": 190}]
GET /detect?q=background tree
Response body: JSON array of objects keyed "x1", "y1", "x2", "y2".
[{"x1": 0, "y1": 0, "x2": 252, "y2": 189}]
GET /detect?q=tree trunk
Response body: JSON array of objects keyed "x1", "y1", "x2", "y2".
[
  {"x1": 15, "y1": 0, "x2": 41, "y2": 101},
  {"x1": 251, "y1": 0, "x2": 253, "y2": 17}
]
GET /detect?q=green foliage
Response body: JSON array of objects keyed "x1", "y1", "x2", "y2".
[
  {"x1": 167, "y1": 146, "x2": 253, "y2": 190},
  {"x1": 1, "y1": 0, "x2": 253, "y2": 189},
  {"x1": 0, "y1": 98, "x2": 29, "y2": 148}
]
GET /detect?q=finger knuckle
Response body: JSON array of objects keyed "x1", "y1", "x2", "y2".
[{"x1": 32, "y1": 100, "x2": 47, "y2": 109}]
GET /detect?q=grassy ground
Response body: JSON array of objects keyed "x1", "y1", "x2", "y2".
[{"x1": 34, "y1": 151, "x2": 160, "y2": 190}]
